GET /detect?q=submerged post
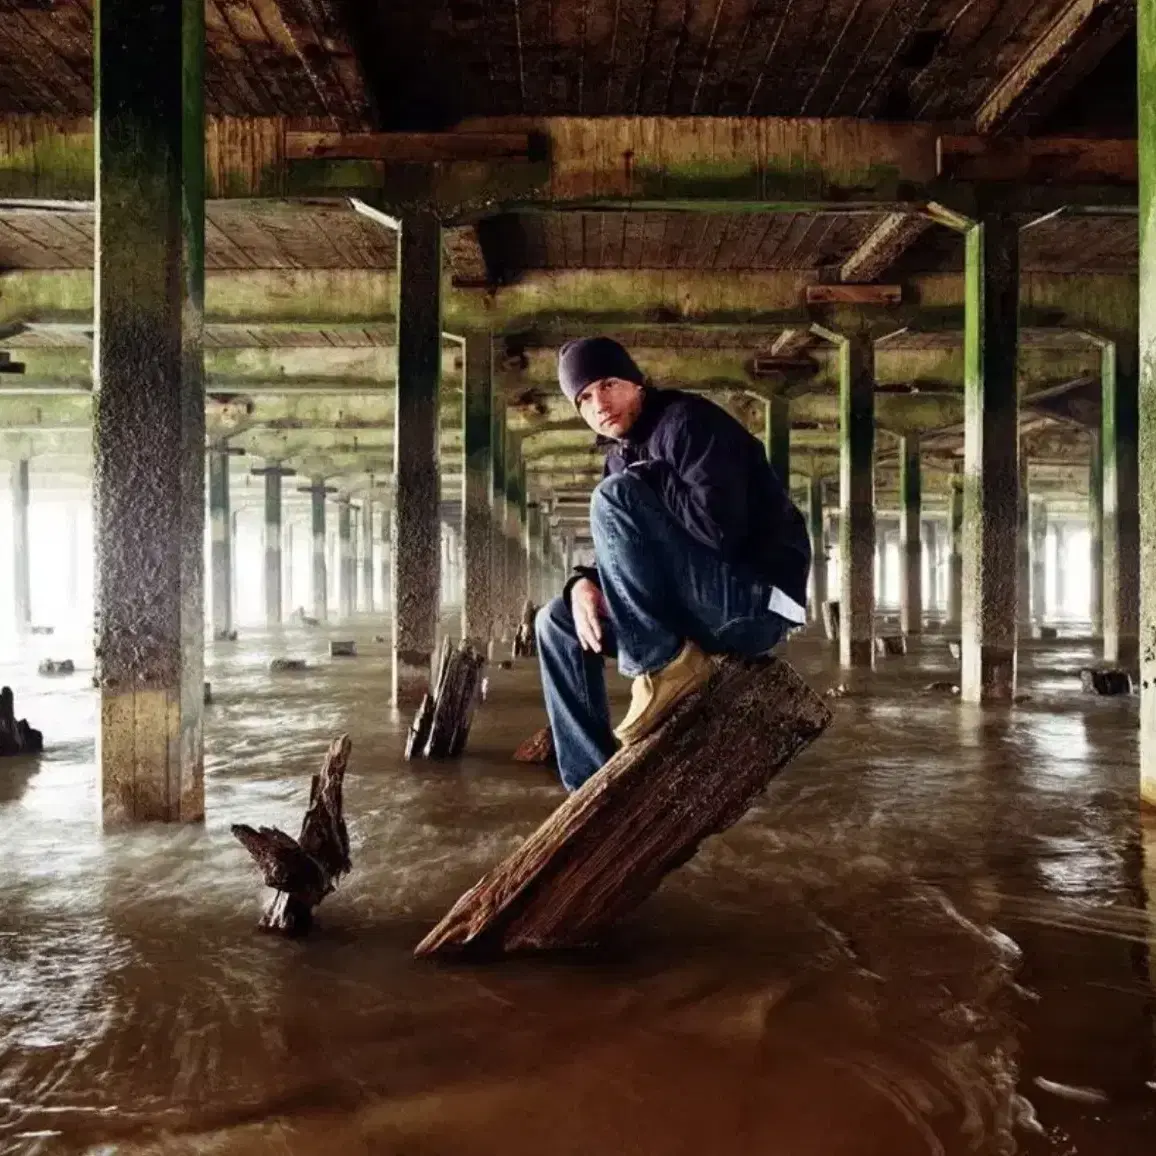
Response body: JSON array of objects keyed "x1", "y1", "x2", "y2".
[
  {"x1": 10, "y1": 459, "x2": 30, "y2": 635},
  {"x1": 462, "y1": 331, "x2": 493, "y2": 643},
  {"x1": 301, "y1": 480, "x2": 335, "y2": 622},
  {"x1": 337, "y1": 497, "x2": 353, "y2": 619},
  {"x1": 899, "y1": 434, "x2": 922, "y2": 636},
  {"x1": 93, "y1": 0, "x2": 205, "y2": 822}
]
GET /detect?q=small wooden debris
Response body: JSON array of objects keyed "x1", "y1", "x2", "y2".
[
  {"x1": 270, "y1": 658, "x2": 308, "y2": 672},
  {"x1": 330, "y1": 640, "x2": 357, "y2": 657},
  {"x1": 1080, "y1": 667, "x2": 1132, "y2": 696},
  {"x1": 513, "y1": 725, "x2": 556, "y2": 765},
  {"x1": 29, "y1": 625, "x2": 54, "y2": 636},
  {"x1": 1034, "y1": 625, "x2": 1058, "y2": 641},
  {"x1": 203, "y1": 681, "x2": 213, "y2": 705},
  {"x1": 947, "y1": 639, "x2": 962, "y2": 661},
  {"x1": 37, "y1": 658, "x2": 75, "y2": 676},
  {"x1": 821, "y1": 600, "x2": 840, "y2": 642},
  {"x1": 0, "y1": 686, "x2": 42, "y2": 757},
  {"x1": 415, "y1": 656, "x2": 831, "y2": 958},
  {"x1": 875, "y1": 634, "x2": 906, "y2": 657},
  {"x1": 374, "y1": 634, "x2": 387, "y2": 643},
  {"x1": 405, "y1": 638, "x2": 487, "y2": 760},
  {"x1": 513, "y1": 600, "x2": 539, "y2": 658},
  {"x1": 498, "y1": 659, "x2": 513, "y2": 671},
  {"x1": 232, "y1": 734, "x2": 352, "y2": 936},
  {"x1": 825, "y1": 683, "x2": 850, "y2": 699},
  {"x1": 213, "y1": 629, "x2": 238, "y2": 642},
  {"x1": 290, "y1": 608, "x2": 320, "y2": 627},
  {"x1": 924, "y1": 681, "x2": 960, "y2": 695}
]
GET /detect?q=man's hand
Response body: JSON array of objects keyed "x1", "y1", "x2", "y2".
[{"x1": 571, "y1": 577, "x2": 607, "y2": 653}]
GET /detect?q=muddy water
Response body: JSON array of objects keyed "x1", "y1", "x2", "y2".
[{"x1": 0, "y1": 624, "x2": 1152, "y2": 1154}]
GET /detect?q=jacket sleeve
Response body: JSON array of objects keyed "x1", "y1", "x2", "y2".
[{"x1": 634, "y1": 402, "x2": 752, "y2": 561}]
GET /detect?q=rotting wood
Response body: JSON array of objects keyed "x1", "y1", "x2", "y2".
[
  {"x1": 805, "y1": 284, "x2": 901, "y2": 305},
  {"x1": 513, "y1": 600, "x2": 538, "y2": 658},
  {"x1": 405, "y1": 638, "x2": 487, "y2": 760},
  {"x1": 414, "y1": 656, "x2": 831, "y2": 959},
  {"x1": 938, "y1": 135, "x2": 1137, "y2": 184},
  {"x1": 0, "y1": 686, "x2": 42, "y2": 756},
  {"x1": 232, "y1": 734, "x2": 352, "y2": 936},
  {"x1": 513, "y1": 725, "x2": 555, "y2": 766},
  {"x1": 839, "y1": 214, "x2": 930, "y2": 283}
]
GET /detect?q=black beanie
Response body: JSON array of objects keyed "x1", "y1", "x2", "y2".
[{"x1": 558, "y1": 337, "x2": 644, "y2": 404}]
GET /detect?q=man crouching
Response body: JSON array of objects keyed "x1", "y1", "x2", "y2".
[{"x1": 535, "y1": 337, "x2": 812, "y2": 792}]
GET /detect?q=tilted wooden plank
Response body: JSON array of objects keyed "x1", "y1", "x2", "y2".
[{"x1": 839, "y1": 213, "x2": 930, "y2": 283}]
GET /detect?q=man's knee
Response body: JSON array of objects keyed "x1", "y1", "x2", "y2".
[
  {"x1": 591, "y1": 470, "x2": 648, "y2": 523},
  {"x1": 535, "y1": 596, "x2": 575, "y2": 647}
]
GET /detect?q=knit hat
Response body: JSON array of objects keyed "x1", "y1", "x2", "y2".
[{"x1": 557, "y1": 337, "x2": 644, "y2": 404}]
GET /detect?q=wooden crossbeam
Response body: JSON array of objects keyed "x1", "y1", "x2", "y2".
[
  {"x1": 285, "y1": 131, "x2": 532, "y2": 162},
  {"x1": 938, "y1": 135, "x2": 1137, "y2": 184},
  {"x1": 770, "y1": 328, "x2": 812, "y2": 357},
  {"x1": 977, "y1": 0, "x2": 1133, "y2": 135},
  {"x1": 839, "y1": 213, "x2": 930, "y2": 283},
  {"x1": 805, "y1": 284, "x2": 901, "y2": 305}
]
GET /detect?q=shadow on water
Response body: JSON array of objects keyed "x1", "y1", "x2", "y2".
[{"x1": 0, "y1": 624, "x2": 1152, "y2": 1154}]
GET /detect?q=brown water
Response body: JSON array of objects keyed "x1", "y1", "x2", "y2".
[{"x1": 0, "y1": 624, "x2": 1153, "y2": 1155}]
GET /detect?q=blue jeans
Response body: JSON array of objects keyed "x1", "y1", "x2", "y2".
[{"x1": 535, "y1": 471, "x2": 792, "y2": 792}]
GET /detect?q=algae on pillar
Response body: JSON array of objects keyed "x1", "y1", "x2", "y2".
[
  {"x1": 93, "y1": 0, "x2": 205, "y2": 823},
  {"x1": 899, "y1": 434, "x2": 922, "y2": 636},
  {"x1": 391, "y1": 211, "x2": 442, "y2": 704},
  {"x1": 960, "y1": 214, "x2": 1020, "y2": 703},
  {"x1": 10, "y1": 459, "x2": 30, "y2": 636},
  {"x1": 462, "y1": 331, "x2": 494, "y2": 644}
]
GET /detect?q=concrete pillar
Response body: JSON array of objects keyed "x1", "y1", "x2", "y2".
[
  {"x1": 392, "y1": 211, "x2": 442, "y2": 704},
  {"x1": 253, "y1": 463, "x2": 293, "y2": 627},
  {"x1": 208, "y1": 448, "x2": 233, "y2": 640},
  {"x1": 379, "y1": 505, "x2": 390, "y2": 616},
  {"x1": 948, "y1": 475, "x2": 964, "y2": 630},
  {"x1": 93, "y1": 0, "x2": 204, "y2": 823},
  {"x1": 284, "y1": 521, "x2": 295, "y2": 613},
  {"x1": 1088, "y1": 430, "x2": 1104, "y2": 635},
  {"x1": 1030, "y1": 498, "x2": 1048, "y2": 625},
  {"x1": 764, "y1": 393, "x2": 790, "y2": 486},
  {"x1": 1053, "y1": 522, "x2": 1068, "y2": 617},
  {"x1": 462, "y1": 331, "x2": 493, "y2": 643},
  {"x1": 899, "y1": 435, "x2": 922, "y2": 636},
  {"x1": 304, "y1": 480, "x2": 331, "y2": 622},
  {"x1": 875, "y1": 531, "x2": 889, "y2": 608},
  {"x1": 923, "y1": 520, "x2": 939, "y2": 614},
  {"x1": 838, "y1": 333, "x2": 875, "y2": 668},
  {"x1": 491, "y1": 397, "x2": 509, "y2": 639},
  {"x1": 506, "y1": 437, "x2": 527, "y2": 613},
  {"x1": 1017, "y1": 455, "x2": 1032, "y2": 632},
  {"x1": 10, "y1": 459, "x2": 30, "y2": 635},
  {"x1": 960, "y1": 214, "x2": 1020, "y2": 704},
  {"x1": 66, "y1": 503, "x2": 80, "y2": 611},
  {"x1": 1099, "y1": 340, "x2": 1140, "y2": 668},
  {"x1": 360, "y1": 499, "x2": 374, "y2": 613},
  {"x1": 807, "y1": 474, "x2": 827, "y2": 619},
  {"x1": 338, "y1": 498, "x2": 354, "y2": 619}
]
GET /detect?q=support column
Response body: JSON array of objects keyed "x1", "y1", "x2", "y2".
[
  {"x1": 379, "y1": 502, "x2": 390, "y2": 616},
  {"x1": 252, "y1": 463, "x2": 294, "y2": 627},
  {"x1": 392, "y1": 211, "x2": 442, "y2": 704},
  {"x1": 10, "y1": 459, "x2": 30, "y2": 635},
  {"x1": 807, "y1": 474, "x2": 827, "y2": 619},
  {"x1": 361, "y1": 498, "x2": 374, "y2": 614},
  {"x1": 948, "y1": 474, "x2": 964, "y2": 630},
  {"x1": 491, "y1": 397, "x2": 509, "y2": 639},
  {"x1": 284, "y1": 522, "x2": 295, "y2": 613},
  {"x1": 764, "y1": 393, "x2": 791, "y2": 485},
  {"x1": 1100, "y1": 340, "x2": 1140, "y2": 668},
  {"x1": 1088, "y1": 430, "x2": 1104, "y2": 635},
  {"x1": 1030, "y1": 498, "x2": 1048, "y2": 626},
  {"x1": 337, "y1": 498, "x2": 354, "y2": 619},
  {"x1": 960, "y1": 215, "x2": 1020, "y2": 704},
  {"x1": 94, "y1": 0, "x2": 205, "y2": 823},
  {"x1": 1017, "y1": 456, "x2": 1032, "y2": 632},
  {"x1": 462, "y1": 331, "x2": 493, "y2": 643},
  {"x1": 506, "y1": 435, "x2": 527, "y2": 613},
  {"x1": 301, "y1": 480, "x2": 334, "y2": 623},
  {"x1": 1053, "y1": 522, "x2": 1068, "y2": 618},
  {"x1": 923, "y1": 520, "x2": 939, "y2": 615},
  {"x1": 838, "y1": 333, "x2": 875, "y2": 668},
  {"x1": 208, "y1": 447, "x2": 235, "y2": 640},
  {"x1": 899, "y1": 434, "x2": 922, "y2": 636}
]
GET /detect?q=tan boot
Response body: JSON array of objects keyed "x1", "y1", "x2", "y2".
[{"x1": 614, "y1": 640, "x2": 715, "y2": 747}]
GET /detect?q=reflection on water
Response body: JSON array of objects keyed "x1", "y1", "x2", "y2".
[{"x1": 0, "y1": 625, "x2": 1152, "y2": 1154}]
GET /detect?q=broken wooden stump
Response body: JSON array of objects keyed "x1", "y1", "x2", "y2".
[
  {"x1": 37, "y1": 658, "x2": 75, "y2": 676},
  {"x1": 330, "y1": 640, "x2": 356, "y2": 657},
  {"x1": 821, "y1": 599, "x2": 840, "y2": 642},
  {"x1": 213, "y1": 629, "x2": 238, "y2": 642},
  {"x1": 0, "y1": 686, "x2": 42, "y2": 757},
  {"x1": 203, "y1": 681, "x2": 213, "y2": 705},
  {"x1": 513, "y1": 600, "x2": 539, "y2": 658},
  {"x1": 29, "y1": 625, "x2": 53, "y2": 636},
  {"x1": 415, "y1": 656, "x2": 831, "y2": 959},
  {"x1": 947, "y1": 639, "x2": 962, "y2": 661},
  {"x1": 513, "y1": 725, "x2": 556, "y2": 766},
  {"x1": 269, "y1": 657, "x2": 308, "y2": 673},
  {"x1": 875, "y1": 634, "x2": 906, "y2": 657},
  {"x1": 232, "y1": 734, "x2": 352, "y2": 936},
  {"x1": 1080, "y1": 667, "x2": 1132, "y2": 696},
  {"x1": 405, "y1": 638, "x2": 487, "y2": 760}
]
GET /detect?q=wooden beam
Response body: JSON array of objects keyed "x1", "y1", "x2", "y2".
[
  {"x1": 938, "y1": 135, "x2": 1137, "y2": 184},
  {"x1": 771, "y1": 328, "x2": 813, "y2": 357},
  {"x1": 839, "y1": 214, "x2": 930, "y2": 283},
  {"x1": 805, "y1": 284, "x2": 901, "y2": 306},
  {"x1": 977, "y1": 0, "x2": 1134, "y2": 135},
  {"x1": 444, "y1": 225, "x2": 490, "y2": 287},
  {"x1": 286, "y1": 131, "x2": 532, "y2": 162}
]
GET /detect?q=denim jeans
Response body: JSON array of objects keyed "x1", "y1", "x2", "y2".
[{"x1": 535, "y1": 471, "x2": 792, "y2": 792}]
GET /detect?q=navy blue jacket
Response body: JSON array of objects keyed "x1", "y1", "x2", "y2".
[{"x1": 574, "y1": 388, "x2": 811, "y2": 607}]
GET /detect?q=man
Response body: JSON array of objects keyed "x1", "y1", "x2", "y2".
[{"x1": 535, "y1": 336, "x2": 811, "y2": 793}]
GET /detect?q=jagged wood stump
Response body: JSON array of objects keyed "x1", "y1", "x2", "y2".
[
  {"x1": 232, "y1": 734, "x2": 352, "y2": 936},
  {"x1": 0, "y1": 686, "x2": 42, "y2": 756},
  {"x1": 415, "y1": 656, "x2": 831, "y2": 959},
  {"x1": 822, "y1": 600, "x2": 840, "y2": 642},
  {"x1": 513, "y1": 600, "x2": 539, "y2": 658},
  {"x1": 406, "y1": 638, "x2": 487, "y2": 759},
  {"x1": 513, "y1": 725, "x2": 556, "y2": 766}
]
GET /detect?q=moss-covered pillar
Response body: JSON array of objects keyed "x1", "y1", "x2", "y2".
[
  {"x1": 899, "y1": 435, "x2": 922, "y2": 636},
  {"x1": 948, "y1": 474, "x2": 964, "y2": 629},
  {"x1": 462, "y1": 331, "x2": 493, "y2": 643},
  {"x1": 838, "y1": 333, "x2": 875, "y2": 668},
  {"x1": 1100, "y1": 340, "x2": 1141, "y2": 668},
  {"x1": 807, "y1": 474, "x2": 827, "y2": 618},
  {"x1": 490, "y1": 397, "x2": 508, "y2": 638},
  {"x1": 93, "y1": 0, "x2": 205, "y2": 824},
  {"x1": 764, "y1": 393, "x2": 791, "y2": 485},
  {"x1": 960, "y1": 215, "x2": 1020, "y2": 703},
  {"x1": 1141, "y1": 0, "x2": 1156, "y2": 804},
  {"x1": 1030, "y1": 497, "x2": 1048, "y2": 625},
  {"x1": 252, "y1": 463, "x2": 292, "y2": 627},
  {"x1": 208, "y1": 447, "x2": 233, "y2": 640},
  {"x1": 337, "y1": 497, "x2": 353, "y2": 619},
  {"x1": 302, "y1": 479, "x2": 332, "y2": 623},
  {"x1": 10, "y1": 459, "x2": 30, "y2": 635},
  {"x1": 391, "y1": 211, "x2": 442, "y2": 703},
  {"x1": 1088, "y1": 430, "x2": 1104, "y2": 635}
]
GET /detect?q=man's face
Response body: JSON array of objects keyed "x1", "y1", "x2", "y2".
[{"x1": 575, "y1": 377, "x2": 645, "y2": 439}]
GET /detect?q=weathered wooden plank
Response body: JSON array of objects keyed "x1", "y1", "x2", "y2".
[
  {"x1": 414, "y1": 655, "x2": 831, "y2": 958},
  {"x1": 938, "y1": 134, "x2": 1137, "y2": 184},
  {"x1": 806, "y1": 283, "x2": 902, "y2": 305},
  {"x1": 839, "y1": 212, "x2": 931, "y2": 282},
  {"x1": 287, "y1": 130, "x2": 532, "y2": 162}
]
